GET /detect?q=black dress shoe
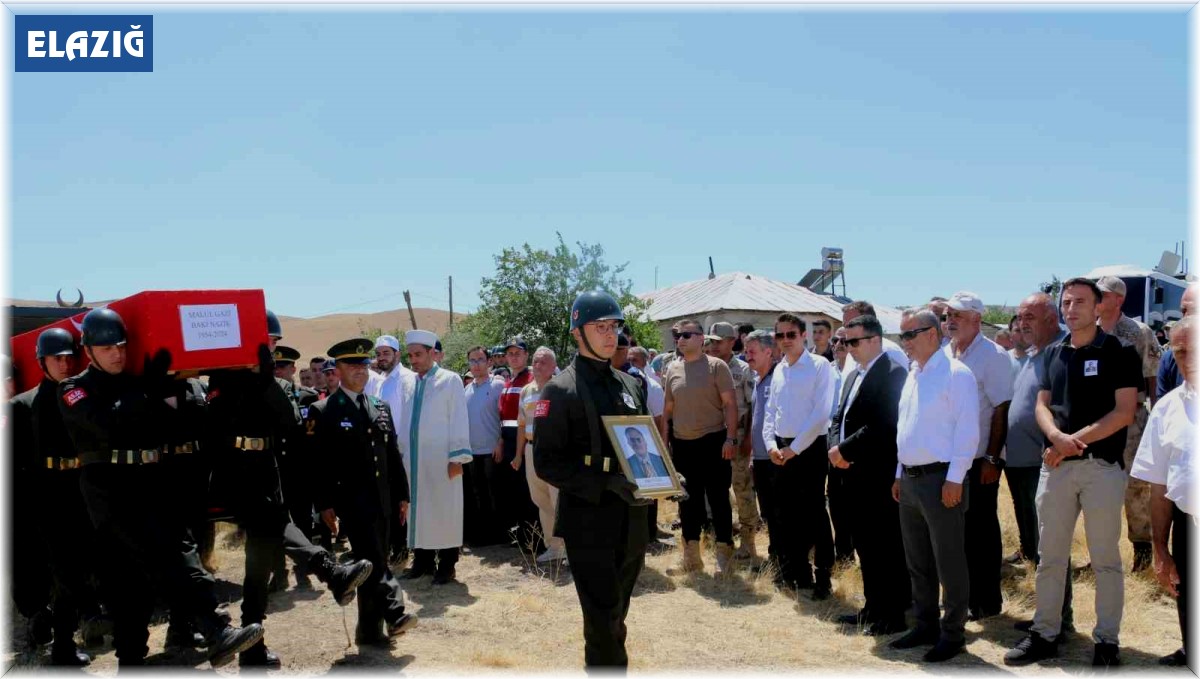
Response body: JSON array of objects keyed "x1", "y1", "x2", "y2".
[
  {"x1": 1158, "y1": 649, "x2": 1187, "y2": 666},
  {"x1": 327, "y1": 559, "x2": 374, "y2": 606},
  {"x1": 238, "y1": 640, "x2": 282, "y2": 667},
  {"x1": 50, "y1": 645, "x2": 92, "y2": 666},
  {"x1": 923, "y1": 640, "x2": 964, "y2": 663},
  {"x1": 867, "y1": 619, "x2": 908, "y2": 636},
  {"x1": 267, "y1": 570, "x2": 288, "y2": 593},
  {"x1": 81, "y1": 615, "x2": 113, "y2": 647},
  {"x1": 889, "y1": 628, "x2": 939, "y2": 650},
  {"x1": 387, "y1": 613, "x2": 418, "y2": 637},
  {"x1": 431, "y1": 568, "x2": 457, "y2": 585},
  {"x1": 836, "y1": 611, "x2": 869, "y2": 626},
  {"x1": 1004, "y1": 633, "x2": 1058, "y2": 666},
  {"x1": 207, "y1": 624, "x2": 265, "y2": 667},
  {"x1": 1092, "y1": 642, "x2": 1120, "y2": 667}
]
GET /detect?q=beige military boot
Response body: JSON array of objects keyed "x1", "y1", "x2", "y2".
[
  {"x1": 668, "y1": 540, "x2": 704, "y2": 575},
  {"x1": 715, "y1": 543, "x2": 736, "y2": 577},
  {"x1": 734, "y1": 525, "x2": 759, "y2": 561}
]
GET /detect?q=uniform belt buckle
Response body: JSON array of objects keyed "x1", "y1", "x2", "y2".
[
  {"x1": 176, "y1": 442, "x2": 194, "y2": 454},
  {"x1": 46, "y1": 457, "x2": 55, "y2": 470},
  {"x1": 584, "y1": 454, "x2": 592, "y2": 467},
  {"x1": 249, "y1": 438, "x2": 265, "y2": 451},
  {"x1": 63, "y1": 458, "x2": 79, "y2": 470},
  {"x1": 141, "y1": 450, "x2": 160, "y2": 464}
]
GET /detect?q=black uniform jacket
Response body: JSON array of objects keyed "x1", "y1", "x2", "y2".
[
  {"x1": 827, "y1": 354, "x2": 907, "y2": 489},
  {"x1": 533, "y1": 354, "x2": 648, "y2": 549},
  {"x1": 58, "y1": 365, "x2": 173, "y2": 456},
  {"x1": 304, "y1": 388, "x2": 408, "y2": 522}
]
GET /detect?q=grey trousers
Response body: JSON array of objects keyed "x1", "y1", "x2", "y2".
[
  {"x1": 1031, "y1": 458, "x2": 1127, "y2": 645},
  {"x1": 898, "y1": 468, "x2": 971, "y2": 644}
]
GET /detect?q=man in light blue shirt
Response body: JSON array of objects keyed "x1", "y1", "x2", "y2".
[{"x1": 463, "y1": 346, "x2": 505, "y2": 546}]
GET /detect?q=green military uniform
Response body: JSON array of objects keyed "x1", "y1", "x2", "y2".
[{"x1": 1110, "y1": 314, "x2": 1162, "y2": 550}]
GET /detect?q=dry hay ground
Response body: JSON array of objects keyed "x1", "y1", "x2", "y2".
[{"x1": 5, "y1": 478, "x2": 1186, "y2": 674}]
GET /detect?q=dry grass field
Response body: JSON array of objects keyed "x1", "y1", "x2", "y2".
[{"x1": 4, "y1": 478, "x2": 1186, "y2": 674}]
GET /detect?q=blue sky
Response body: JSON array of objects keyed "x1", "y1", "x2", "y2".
[{"x1": 10, "y1": 8, "x2": 1190, "y2": 317}]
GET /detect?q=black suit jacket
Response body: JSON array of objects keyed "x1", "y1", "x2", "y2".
[{"x1": 828, "y1": 354, "x2": 907, "y2": 489}]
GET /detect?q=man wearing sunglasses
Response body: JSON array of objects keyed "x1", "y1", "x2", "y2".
[
  {"x1": 889, "y1": 308, "x2": 979, "y2": 662},
  {"x1": 841, "y1": 301, "x2": 909, "y2": 381},
  {"x1": 944, "y1": 291, "x2": 1015, "y2": 623},
  {"x1": 661, "y1": 319, "x2": 740, "y2": 576},
  {"x1": 762, "y1": 313, "x2": 837, "y2": 598},
  {"x1": 828, "y1": 314, "x2": 910, "y2": 637}
]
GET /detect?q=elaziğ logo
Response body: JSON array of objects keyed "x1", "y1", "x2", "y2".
[{"x1": 16, "y1": 15, "x2": 153, "y2": 73}]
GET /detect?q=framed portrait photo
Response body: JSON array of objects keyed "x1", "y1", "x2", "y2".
[{"x1": 602, "y1": 415, "x2": 683, "y2": 499}]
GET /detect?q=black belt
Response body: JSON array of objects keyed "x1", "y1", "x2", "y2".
[
  {"x1": 902, "y1": 461, "x2": 949, "y2": 477},
  {"x1": 80, "y1": 448, "x2": 167, "y2": 466},
  {"x1": 44, "y1": 456, "x2": 80, "y2": 471}
]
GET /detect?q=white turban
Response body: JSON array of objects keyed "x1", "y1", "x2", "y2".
[
  {"x1": 405, "y1": 329, "x2": 439, "y2": 349},
  {"x1": 375, "y1": 334, "x2": 401, "y2": 352}
]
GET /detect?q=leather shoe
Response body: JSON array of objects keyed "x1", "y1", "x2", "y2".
[
  {"x1": 238, "y1": 640, "x2": 282, "y2": 668},
  {"x1": 327, "y1": 558, "x2": 373, "y2": 607},
  {"x1": 388, "y1": 613, "x2": 419, "y2": 637},
  {"x1": 50, "y1": 646, "x2": 92, "y2": 666},
  {"x1": 866, "y1": 619, "x2": 908, "y2": 636},
  {"x1": 432, "y1": 568, "x2": 457, "y2": 585},
  {"x1": 889, "y1": 628, "x2": 939, "y2": 650},
  {"x1": 164, "y1": 625, "x2": 205, "y2": 650},
  {"x1": 355, "y1": 620, "x2": 389, "y2": 647},
  {"x1": 923, "y1": 640, "x2": 964, "y2": 663},
  {"x1": 1014, "y1": 619, "x2": 1073, "y2": 643},
  {"x1": 207, "y1": 624, "x2": 265, "y2": 667},
  {"x1": 1159, "y1": 649, "x2": 1187, "y2": 666}
]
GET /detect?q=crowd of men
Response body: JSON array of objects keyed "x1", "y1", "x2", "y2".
[{"x1": 2, "y1": 273, "x2": 1195, "y2": 671}]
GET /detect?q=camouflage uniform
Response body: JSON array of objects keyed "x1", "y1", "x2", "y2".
[
  {"x1": 1111, "y1": 315, "x2": 1162, "y2": 544},
  {"x1": 725, "y1": 356, "x2": 759, "y2": 539}
]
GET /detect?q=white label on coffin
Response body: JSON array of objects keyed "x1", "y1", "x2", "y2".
[{"x1": 180, "y1": 304, "x2": 242, "y2": 352}]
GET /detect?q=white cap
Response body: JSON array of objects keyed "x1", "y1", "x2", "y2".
[
  {"x1": 374, "y1": 334, "x2": 401, "y2": 352},
  {"x1": 405, "y1": 329, "x2": 439, "y2": 349},
  {"x1": 947, "y1": 291, "x2": 985, "y2": 315},
  {"x1": 1096, "y1": 276, "x2": 1127, "y2": 297}
]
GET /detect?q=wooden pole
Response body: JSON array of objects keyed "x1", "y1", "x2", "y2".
[{"x1": 403, "y1": 291, "x2": 418, "y2": 330}]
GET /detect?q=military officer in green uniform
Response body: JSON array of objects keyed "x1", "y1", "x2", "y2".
[
  {"x1": 534, "y1": 291, "x2": 651, "y2": 670},
  {"x1": 307, "y1": 339, "x2": 417, "y2": 646}
]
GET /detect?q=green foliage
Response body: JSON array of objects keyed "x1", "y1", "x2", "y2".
[
  {"x1": 981, "y1": 306, "x2": 1014, "y2": 328},
  {"x1": 1040, "y1": 275, "x2": 1062, "y2": 298},
  {"x1": 467, "y1": 233, "x2": 659, "y2": 362}
]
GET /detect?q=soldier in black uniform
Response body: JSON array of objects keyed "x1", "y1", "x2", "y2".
[
  {"x1": 58, "y1": 308, "x2": 263, "y2": 667},
  {"x1": 267, "y1": 344, "x2": 322, "y2": 591},
  {"x1": 307, "y1": 339, "x2": 417, "y2": 646},
  {"x1": 534, "y1": 291, "x2": 652, "y2": 670},
  {"x1": 9, "y1": 328, "x2": 106, "y2": 665},
  {"x1": 490, "y1": 345, "x2": 511, "y2": 379},
  {"x1": 204, "y1": 311, "x2": 374, "y2": 666}
]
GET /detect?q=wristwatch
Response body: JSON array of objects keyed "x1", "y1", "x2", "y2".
[
  {"x1": 984, "y1": 455, "x2": 1005, "y2": 469},
  {"x1": 725, "y1": 437, "x2": 739, "y2": 446}
]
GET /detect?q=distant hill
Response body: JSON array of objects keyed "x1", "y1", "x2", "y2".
[{"x1": 6, "y1": 297, "x2": 465, "y2": 365}]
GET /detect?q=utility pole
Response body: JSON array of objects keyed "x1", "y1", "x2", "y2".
[
  {"x1": 448, "y1": 276, "x2": 454, "y2": 332},
  {"x1": 402, "y1": 290, "x2": 418, "y2": 330}
]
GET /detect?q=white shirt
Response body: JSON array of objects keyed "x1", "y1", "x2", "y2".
[
  {"x1": 844, "y1": 337, "x2": 909, "y2": 379},
  {"x1": 896, "y1": 349, "x2": 980, "y2": 483},
  {"x1": 1131, "y1": 382, "x2": 1196, "y2": 515},
  {"x1": 945, "y1": 332, "x2": 1015, "y2": 459},
  {"x1": 762, "y1": 350, "x2": 836, "y2": 453},
  {"x1": 646, "y1": 375, "x2": 665, "y2": 418},
  {"x1": 840, "y1": 353, "x2": 883, "y2": 442}
]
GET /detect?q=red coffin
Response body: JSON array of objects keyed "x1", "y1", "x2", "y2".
[{"x1": 10, "y1": 290, "x2": 269, "y2": 393}]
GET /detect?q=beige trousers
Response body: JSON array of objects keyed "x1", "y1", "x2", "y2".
[{"x1": 525, "y1": 443, "x2": 564, "y2": 552}]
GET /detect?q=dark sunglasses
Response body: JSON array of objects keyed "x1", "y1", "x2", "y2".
[
  {"x1": 899, "y1": 326, "x2": 936, "y2": 342},
  {"x1": 830, "y1": 338, "x2": 844, "y2": 345},
  {"x1": 673, "y1": 331, "x2": 700, "y2": 340},
  {"x1": 843, "y1": 335, "x2": 879, "y2": 348},
  {"x1": 774, "y1": 330, "x2": 800, "y2": 340}
]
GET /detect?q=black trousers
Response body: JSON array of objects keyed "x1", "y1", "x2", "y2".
[
  {"x1": 80, "y1": 464, "x2": 225, "y2": 662},
  {"x1": 563, "y1": 505, "x2": 648, "y2": 669},
  {"x1": 898, "y1": 466, "x2": 970, "y2": 644},
  {"x1": 671, "y1": 430, "x2": 733, "y2": 545},
  {"x1": 773, "y1": 436, "x2": 833, "y2": 583},
  {"x1": 339, "y1": 511, "x2": 405, "y2": 630},
  {"x1": 1005, "y1": 465, "x2": 1041, "y2": 561},
  {"x1": 827, "y1": 464, "x2": 855, "y2": 561},
  {"x1": 1174, "y1": 506, "x2": 1191, "y2": 659},
  {"x1": 751, "y1": 461, "x2": 780, "y2": 559},
  {"x1": 35, "y1": 470, "x2": 104, "y2": 648},
  {"x1": 464, "y1": 454, "x2": 504, "y2": 546},
  {"x1": 11, "y1": 475, "x2": 52, "y2": 620},
  {"x1": 850, "y1": 478, "x2": 910, "y2": 623},
  {"x1": 965, "y1": 458, "x2": 1002, "y2": 614},
  {"x1": 495, "y1": 428, "x2": 538, "y2": 546}
]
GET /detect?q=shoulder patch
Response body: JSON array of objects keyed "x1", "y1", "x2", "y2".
[
  {"x1": 370, "y1": 396, "x2": 383, "y2": 406},
  {"x1": 63, "y1": 388, "x2": 87, "y2": 407},
  {"x1": 535, "y1": 400, "x2": 551, "y2": 418}
]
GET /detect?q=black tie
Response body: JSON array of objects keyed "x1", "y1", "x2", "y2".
[{"x1": 356, "y1": 394, "x2": 366, "y2": 413}]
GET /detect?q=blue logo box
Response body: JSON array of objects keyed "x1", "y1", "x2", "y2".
[{"x1": 15, "y1": 15, "x2": 153, "y2": 72}]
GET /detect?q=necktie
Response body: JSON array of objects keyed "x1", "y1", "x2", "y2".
[
  {"x1": 356, "y1": 394, "x2": 366, "y2": 413},
  {"x1": 642, "y1": 457, "x2": 654, "y2": 477}
]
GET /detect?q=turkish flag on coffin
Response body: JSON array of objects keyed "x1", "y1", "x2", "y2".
[{"x1": 9, "y1": 289, "x2": 270, "y2": 393}]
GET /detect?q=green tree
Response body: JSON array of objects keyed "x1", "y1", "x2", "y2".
[
  {"x1": 1040, "y1": 275, "x2": 1062, "y2": 298},
  {"x1": 472, "y1": 234, "x2": 660, "y2": 361}
]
